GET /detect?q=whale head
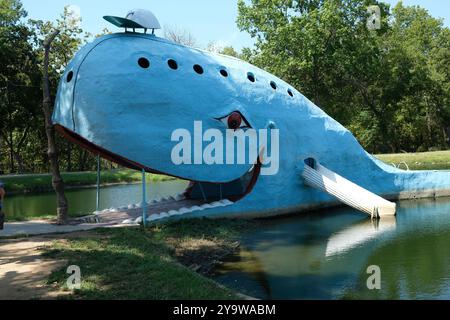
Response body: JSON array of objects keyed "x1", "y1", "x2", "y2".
[{"x1": 53, "y1": 32, "x2": 365, "y2": 222}]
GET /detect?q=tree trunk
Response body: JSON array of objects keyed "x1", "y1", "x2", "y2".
[
  {"x1": 8, "y1": 116, "x2": 14, "y2": 173},
  {"x1": 42, "y1": 30, "x2": 69, "y2": 225},
  {"x1": 67, "y1": 142, "x2": 72, "y2": 172}
]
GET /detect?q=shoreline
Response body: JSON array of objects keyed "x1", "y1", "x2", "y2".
[
  {"x1": 6, "y1": 179, "x2": 178, "y2": 197},
  {"x1": 1, "y1": 169, "x2": 177, "y2": 196}
]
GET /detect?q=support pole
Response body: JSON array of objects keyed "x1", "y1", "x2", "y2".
[
  {"x1": 198, "y1": 183, "x2": 207, "y2": 202},
  {"x1": 96, "y1": 155, "x2": 100, "y2": 212},
  {"x1": 142, "y1": 169, "x2": 147, "y2": 227}
]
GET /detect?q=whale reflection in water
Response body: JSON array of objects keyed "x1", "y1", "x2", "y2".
[{"x1": 325, "y1": 217, "x2": 397, "y2": 257}]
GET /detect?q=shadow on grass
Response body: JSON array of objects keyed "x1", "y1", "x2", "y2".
[{"x1": 44, "y1": 220, "x2": 256, "y2": 300}]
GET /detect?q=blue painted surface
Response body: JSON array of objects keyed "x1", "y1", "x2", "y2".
[{"x1": 53, "y1": 32, "x2": 450, "y2": 219}]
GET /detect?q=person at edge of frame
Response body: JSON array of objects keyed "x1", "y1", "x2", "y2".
[{"x1": 0, "y1": 182, "x2": 5, "y2": 230}]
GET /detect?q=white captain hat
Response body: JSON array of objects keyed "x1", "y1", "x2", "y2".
[{"x1": 104, "y1": 9, "x2": 161, "y2": 32}]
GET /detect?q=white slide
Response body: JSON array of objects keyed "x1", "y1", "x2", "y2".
[{"x1": 302, "y1": 162, "x2": 396, "y2": 218}]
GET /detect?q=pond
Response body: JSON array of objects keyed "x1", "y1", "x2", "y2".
[
  {"x1": 4, "y1": 180, "x2": 189, "y2": 221},
  {"x1": 213, "y1": 197, "x2": 450, "y2": 300}
]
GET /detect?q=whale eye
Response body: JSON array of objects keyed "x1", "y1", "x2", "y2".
[{"x1": 217, "y1": 112, "x2": 250, "y2": 130}]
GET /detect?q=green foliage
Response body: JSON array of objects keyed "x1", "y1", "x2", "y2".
[
  {"x1": 237, "y1": 0, "x2": 450, "y2": 153},
  {"x1": 0, "y1": 1, "x2": 109, "y2": 175},
  {"x1": 376, "y1": 150, "x2": 450, "y2": 171},
  {"x1": 221, "y1": 46, "x2": 240, "y2": 58},
  {"x1": 1, "y1": 169, "x2": 176, "y2": 194}
]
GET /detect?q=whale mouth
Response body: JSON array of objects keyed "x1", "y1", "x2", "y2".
[{"x1": 55, "y1": 125, "x2": 261, "y2": 222}]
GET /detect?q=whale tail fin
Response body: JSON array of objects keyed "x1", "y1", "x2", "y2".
[{"x1": 302, "y1": 160, "x2": 396, "y2": 218}]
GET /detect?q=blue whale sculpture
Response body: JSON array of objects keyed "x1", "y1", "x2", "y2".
[{"x1": 53, "y1": 32, "x2": 450, "y2": 222}]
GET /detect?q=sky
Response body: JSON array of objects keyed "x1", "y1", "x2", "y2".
[{"x1": 20, "y1": 0, "x2": 449, "y2": 51}]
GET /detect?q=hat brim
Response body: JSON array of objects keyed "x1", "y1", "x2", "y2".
[{"x1": 103, "y1": 16, "x2": 145, "y2": 29}]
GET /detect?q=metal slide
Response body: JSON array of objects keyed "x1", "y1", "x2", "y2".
[{"x1": 302, "y1": 161, "x2": 396, "y2": 218}]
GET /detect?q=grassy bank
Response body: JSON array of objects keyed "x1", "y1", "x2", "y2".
[
  {"x1": 376, "y1": 150, "x2": 450, "y2": 171},
  {"x1": 44, "y1": 219, "x2": 257, "y2": 299},
  {"x1": 2, "y1": 150, "x2": 449, "y2": 194},
  {"x1": 0, "y1": 169, "x2": 175, "y2": 194}
]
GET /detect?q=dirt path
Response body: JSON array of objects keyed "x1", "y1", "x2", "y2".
[{"x1": 0, "y1": 236, "x2": 70, "y2": 300}]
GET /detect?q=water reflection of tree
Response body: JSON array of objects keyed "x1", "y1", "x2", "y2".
[
  {"x1": 343, "y1": 229, "x2": 450, "y2": 299},
  {"x1": 215, "y1": 248, "x2": 272, "y2": 299}
]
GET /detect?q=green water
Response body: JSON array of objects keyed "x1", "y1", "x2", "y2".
[
  {"x1": 214, "y1": 197, "x2": 450, "y2": 300},
  {"x1": 3, "y1": 180, "x2": 188, "y2": 221}
]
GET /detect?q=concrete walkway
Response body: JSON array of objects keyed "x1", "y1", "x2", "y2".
[
  {"x1": 0, "y1": 237, "x2": 69, "y2": 299},
  {"x1": 0, "y1": 208, "x2": 144, "y2": 238},
  {"x1": 0, "y1": 220, "x2": 117, "y2": 238},
  {"x1": 0, "y1": 198, "x2": 202, "y2": 238}
]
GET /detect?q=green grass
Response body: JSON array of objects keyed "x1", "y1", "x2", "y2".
[
  {"x1": 375, "y1": 150, "x2": 450, "y2": 171},
  {"x1": 45, "y1": 219, "x2": 256, "y2": 300},
  {"x1": 0, "y1": 169, "x2": 175, "y2": 194}
]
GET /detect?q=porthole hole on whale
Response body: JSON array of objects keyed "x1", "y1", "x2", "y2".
[
  {"x1": 66, "y1": 71, "x2": 74, "y2": 83},
  {"x1": 247, "y1": 72, "x2": 255, "y2": 83},
  {"x1": 270, "y1": 81, "x2": 277, "y2": 90},
  {"x1": 138, "y1": 57, "x2": 150, "y2": 69},
  {"x1": 168, "y1": 59, "x2": 178, "y2": 70},
  {"x1": 193, "y1": 64, "x2": 204, "y2": 74},
  {"x1": 288, "y1": 89, "x2": 294, "y2": 97}
]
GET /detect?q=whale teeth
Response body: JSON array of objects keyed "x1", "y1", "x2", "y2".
[
  {"x1": 168, "y1": 210, "x2": 182, "y2": 216},
  {"x1": 159, "y1": 212, "x2": 169, "y2": 219},
  {"x1": 122, "y1": 218, "x2": 137, "y2": 225},
  {"x1": 178, "y1": 207, "x2": 191, "y2": 214},
  {"x1": 135, "y1": 216, "x2": 143, "y2": 224},
  {"x1": 147, "y1": 214, "x2": 160, "y2": 222},
  {"x1": 175, "y1": 194, "x2": 186, "y2": 201},
  {"x1": 201, "y1": 203, "x2": 214, "y2": 209},
  {"x1": 220, "y1": 199, "x2": 234, "y2": 206},
  {"x1": 143, "y1": 199, "x2": 236, "y2": 224},
  {"x1": 210, "y1": 201, "x2": 223, "y2": 208}
]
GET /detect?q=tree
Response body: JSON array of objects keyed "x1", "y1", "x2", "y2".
[
  {"x1": 0, "y1": 0, "x2": 41, "y2": 173},
  {"x1": 42, "y1": 29, "x2": 69, "y2": 224},
  {"x1": 220, "y1": 46, "x2": 240, "y2": 58},
  {"x1": 29, "y1": 5, "x2": 97, "y2": 174},
  {"x1": 237, "y1": 0, "x2": 449, "y2": 153},
  {"x1": 163, "y1": 25, "x2": 197, "y2": 46}
]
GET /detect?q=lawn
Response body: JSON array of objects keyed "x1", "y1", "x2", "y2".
[
  {"x1": 44, "y1": 219, "x2": 257, "y2": 300},
  {"x1": 375, "y1": 150, "x2": 450, "y2": 171},
  {"x1": 1, "y1": 169, "x2": 175, "y2": 194},
  {"x1": 2, "y1": 151, "x2": 449, "y2": 195}
]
